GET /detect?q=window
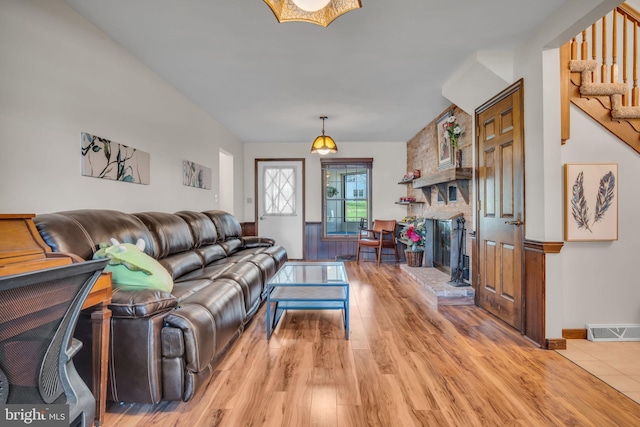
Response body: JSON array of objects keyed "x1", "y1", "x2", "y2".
[
  {"x1": 263, "y1": 166, "x2": 296, "y2": 215},
  {"x1": 448, "y1": 185, "x2": 458, "y2": 202},
  {"x1": 321, "y1": 158, "x2": 372, "y2": 239}
]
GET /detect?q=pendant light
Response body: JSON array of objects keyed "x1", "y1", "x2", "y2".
[
  {"x1": 310, "y1": 116, "x2": 338, "y2": 155},
  {"x1": 263, "y1": 0, "x2": 362, "y2": 27}
]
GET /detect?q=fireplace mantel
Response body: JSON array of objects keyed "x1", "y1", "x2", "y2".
[{"x1": 411, "y1": 167, "x2": 472, "y2": 205}]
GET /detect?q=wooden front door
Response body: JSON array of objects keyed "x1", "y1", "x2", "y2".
[{"x1": 476, "y1": 80, "x2": 525, "y2": 331}]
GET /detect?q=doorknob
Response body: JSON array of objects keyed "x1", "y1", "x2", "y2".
[
  {"x1": 505, "y1": 219, "x2": 523, "y2": 227},
  {"x1": 260, "y1": 216, "x2": 265, "y2": 220}
]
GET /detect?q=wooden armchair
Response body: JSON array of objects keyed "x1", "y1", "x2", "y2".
[{"x1": 356, "y1": 219, "x2": 399, "y2": 265}]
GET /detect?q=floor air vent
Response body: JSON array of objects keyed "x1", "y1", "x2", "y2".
[{"x1": 586, "y1": 324, "x2": 640, "y2": 342}]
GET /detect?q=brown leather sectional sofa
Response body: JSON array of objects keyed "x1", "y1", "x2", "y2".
[{"x1": 34, "y1": 209, "x2": 287, "y2": 404}]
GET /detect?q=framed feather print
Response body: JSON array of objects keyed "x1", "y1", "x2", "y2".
[{"x1": 564, "y1": 163, "x2": 618, "y2": 241}]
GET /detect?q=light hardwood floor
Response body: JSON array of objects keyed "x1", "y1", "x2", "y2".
[{"x1": 104, "y1": 262, "x2": 640, "y2": 426}]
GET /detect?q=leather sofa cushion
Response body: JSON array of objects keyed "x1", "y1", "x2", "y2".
[
  {"x1": 177, "y1": 279, "x2": 246, "y2": 355},
  {"x1": 221, "y1": 238, "x2": 243, "y2": 256},
  {"x1": 243, "y1": 236, "x2": 275, "y2": 248},
  {"x1": 159, "y1": 251, "x2": 203, "y2": 280},
  {"x1": 175, "y1": 211, "x2": 218, "y2": 246},
  {"x1": 35, "y1": 210, "x2": 157, "y2": 260},
  {"x1": 217, "y1": 262, "x2": 263, "y2": 315},
  {"x1": 110, "y1": 288, "x2": 178, "y2": 318},
  {"x1": 202, "y1": 210, "x2": 242, "y2": 242},
  {"x1": 196, "y1": 244, "x2": 227, "y2": 264},
  {"x1": 174, "y1": 263, "x2": 234, "y2": 284},
  {"x1": 134, "y1": 212, "x2": 194, "y2": 258},
  {"x1": 170, "y1": 279, "x2": 213, "y2": 301},
  {"x1": 259, "y1": 245, "x2": 288, "y2": 269},
  {"x1": 243, "y1": 253, "x2": 277, "y2": 286}
]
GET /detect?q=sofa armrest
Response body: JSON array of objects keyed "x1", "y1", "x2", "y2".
[
  {"x1": 242, "y1": 236, "x2": 275, "y2": 248},
  {"x1": 109, "y1": 288, "x2": 178, "y2": 318}
]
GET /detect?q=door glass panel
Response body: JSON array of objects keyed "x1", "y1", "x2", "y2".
[{"x1": 263, "y1": 166, "x2": 296, "y2": 215}]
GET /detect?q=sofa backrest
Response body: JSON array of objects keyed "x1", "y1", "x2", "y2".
[
  {"x1": 201, "y1": 210, "x2": 243, "y2": 255},
  {"x1": 175, "y1": 211, "x2": 227, "y2": 264},
  {"x1": 35, "y1": 209, "x2": 157, "y2": 260},
  {"x1": 133, "y1": 212, "x2": 206, "y2": 280},
  {"x1": 133, "y1": 212, "x2": 193, "y2": 258},
  {"x1": 174, "y1": 211, "x2": 218, "y2": 247}
]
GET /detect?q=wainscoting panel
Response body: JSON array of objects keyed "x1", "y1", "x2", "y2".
[
  {"x1": 247, "y1": 221, "x2": 404, "y2": 262},
  {"x1": 305, "y1": 222, "x2": 360, "y2": 260},
  {"x1": 241, "y1": 222, "x2": 256, "y2": 237},
  {"x1": 304, "y1": 222, "x2": 403, "y2": 262},
  {"x1": 523, "y1": 240, "x2": 564, "y2": 349}
]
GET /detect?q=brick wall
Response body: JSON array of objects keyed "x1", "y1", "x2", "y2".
[{"x1": 404, "y1": 104, "x2": 474, "y2": 275}]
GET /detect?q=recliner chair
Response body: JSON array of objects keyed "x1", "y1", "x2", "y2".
[{"x1": 0, "y1": 259, "x2": 107, "y2": 426}]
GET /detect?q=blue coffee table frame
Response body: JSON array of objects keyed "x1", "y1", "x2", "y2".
[{"x1": 266, "y1": 261, "x2": 349, "y2": 340}]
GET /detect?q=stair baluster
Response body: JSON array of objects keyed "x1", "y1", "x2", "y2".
[
  {"x1": 634, "y1": 20, "x2": 638, "y2": 106},
  {"x1": 612, "y1": 10, "x2": 618, "y2": 83},
  {"x1": 602, "y1": 15, "x2": 608, "y2": 83},
  {"x1": 624, "y1": 14, "x2": 628, "y2": 105}
]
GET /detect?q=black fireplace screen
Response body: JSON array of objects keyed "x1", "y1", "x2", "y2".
[{"x1": 433, "y1": 220, "x2": 451, "y2": 273}]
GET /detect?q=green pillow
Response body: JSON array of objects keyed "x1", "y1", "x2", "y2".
[{"x1": 93, "y1": 238, "x2": 173, "y2": 293}]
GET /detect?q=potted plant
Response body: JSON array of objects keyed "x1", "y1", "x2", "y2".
[{"x1": 401, "y1": 218, "x2": 427, "y2": 267}]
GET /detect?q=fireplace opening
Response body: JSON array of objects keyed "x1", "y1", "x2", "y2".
[
  {"x1": 420, "y1": 212, "x2": 468, "y2": 286},
  {"x1": 433, "y1": 220, "x2": 451, "y2": 274}
]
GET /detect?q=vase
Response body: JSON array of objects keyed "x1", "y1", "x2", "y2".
[
  {"x1": 455, "y1": 149, "x2": 462, "y2": 168},
  {"x1": 404, "y1": 249, "x2": 424, "y2": 267}
]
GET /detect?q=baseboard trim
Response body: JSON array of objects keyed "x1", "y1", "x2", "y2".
[
  {"x1": 546, "y1": 338, "x2": 567, "y2": 350},
  {"x1": 562, "y1": 328, "x2": 587, "y2": 340}
]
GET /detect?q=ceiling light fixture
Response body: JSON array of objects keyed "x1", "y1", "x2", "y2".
[
  {"x1": 263, "y1": 0, "x2": 362, "y2": 27},
  {"x1": 310, "y1": 116, "x2": 338, "y2": 155}
]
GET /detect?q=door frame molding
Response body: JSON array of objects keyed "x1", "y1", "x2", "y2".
[
  {"x1": 474, "y1": 79, "x2": 526, "y2": 331},
  {"x1": 254, "y1": 158, "x2": 306, "y2": 259}
]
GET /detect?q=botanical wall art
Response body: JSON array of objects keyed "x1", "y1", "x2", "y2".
[
  {"x1": 183, "y1": 160, "x2": 212, "y2": 190},
  {"x1": 81, "y1": 132, "x2": 150, "y2": 184},
  {"x1": 436, "y1": 111, "x2": 454, "y2": 169},
  {"x1": 564, "y1": 163, "x2": 618, "y2": 241}
]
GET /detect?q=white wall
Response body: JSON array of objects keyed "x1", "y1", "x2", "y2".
[
  {"x1": 243, "y1": 142, "x2": 407, "y2": 224},
  {"x1": 0, "y1": 0, "x2": 244, "y2": 215},
  {"x1": 514, "y1": 0, "x2": 640, "y2": 338},
  {"x1": 513, "y1": 0, "x2": 639, "y2": 335},
  {"x1": 560, "y1": 106, "x2": 640, "y2": 327}
]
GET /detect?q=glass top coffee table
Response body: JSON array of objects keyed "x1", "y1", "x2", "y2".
[{"x1": 266, "y1": 261, "x2": 349, "y2": 340}]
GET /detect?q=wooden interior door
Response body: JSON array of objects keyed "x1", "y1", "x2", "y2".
[{"x1": 476, "y1": 80, "x2": 525, "y2": 331}]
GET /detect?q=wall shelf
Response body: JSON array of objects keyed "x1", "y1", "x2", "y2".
[
  {"x1": 411, "y1": 167, "x2": 472, "y2": 205},
  {"x1": 395, "y1": 201, "x2": 425, "y2": 206}
]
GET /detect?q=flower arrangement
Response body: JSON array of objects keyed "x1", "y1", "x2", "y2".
[
  {"x1": 444, "y1": 115, "x2": 463, "y2": 150},
  {"x1": 401, "y1": 217, "x2": 428, "y2": 251}
]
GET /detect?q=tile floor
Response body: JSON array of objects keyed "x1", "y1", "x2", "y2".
[{"x1": 556, "y1": 339, "x2": 640, "y2": 404}]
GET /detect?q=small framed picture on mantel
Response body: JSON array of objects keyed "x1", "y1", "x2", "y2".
[{"x1": 436, "y1": 111, "x2": 454, "y2": 169}]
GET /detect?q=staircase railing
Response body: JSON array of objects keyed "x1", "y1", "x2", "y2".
[
  {"x1": 570, "y1": 5, "x2": 640, "y2": 103},
  {"x1": 562, "y1": 3, "x2": 640, "y2": 153}
]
